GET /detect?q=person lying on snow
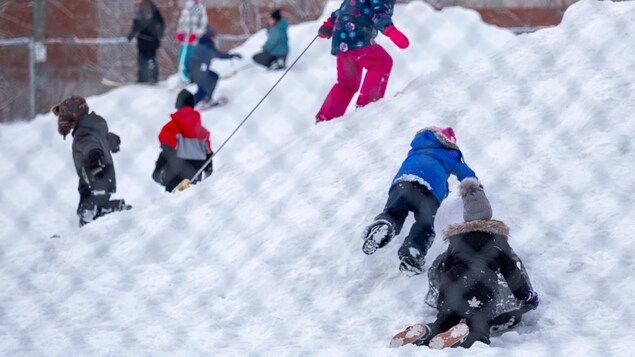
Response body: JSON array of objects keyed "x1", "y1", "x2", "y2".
[
  {"x1": 393, "y1": 178, "x2": 539, "y2": 349},
  {"x1": 152, "y1": 89, "x2": 214, "y2": 192},
  {"x1": 53, "y1": 96, "x2": 131, "y2": 227},
  {"x1": 362, "y1": 127, "x2": 480, "y2": 276}
]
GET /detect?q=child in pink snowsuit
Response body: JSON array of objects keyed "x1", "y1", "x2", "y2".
[{"x1": 316, "y1": 0, "x2": 409, "y2": 123}]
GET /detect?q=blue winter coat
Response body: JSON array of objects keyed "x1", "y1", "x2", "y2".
[
  {"x1": 329, "y1": 0, "x2": 395, "y2": 55},
  {"x1": 187, "y1": 36, "x2": 234, "y2": 81},
  {"x1": 392, "y1": 129, "x2": 477, "y2": 204},
  {"x1": 263, "y1": 19, "x2": 289, "y2": 56}
]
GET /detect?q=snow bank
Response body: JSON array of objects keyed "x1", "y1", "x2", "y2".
[{"x1": 1, "y1": 0, "x2": 634, "y2": 355}]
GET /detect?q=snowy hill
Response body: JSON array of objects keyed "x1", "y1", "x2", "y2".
[{"x1": 1, "y1": 0, "x2": 634, "y2": 355}]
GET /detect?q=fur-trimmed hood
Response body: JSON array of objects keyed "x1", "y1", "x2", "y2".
[
  {"x1": 443, "y1": 220, "x2": 510, "y2": 240},
  {"x1": 416, "y1": 127, "x2": 460, "y2": 151}
]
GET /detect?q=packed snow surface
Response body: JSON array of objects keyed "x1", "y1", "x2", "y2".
[{"x1": 1, "y1": 1, "x2": 634, "y2": 355}]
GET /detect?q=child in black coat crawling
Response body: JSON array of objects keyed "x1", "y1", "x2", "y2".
[{"x1": 390, "y1": 178, "x2": 539, "y2": 349}]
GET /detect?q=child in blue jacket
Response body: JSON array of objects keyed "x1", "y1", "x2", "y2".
[{"x1": 362, "y1": 126, "x2": 482, "y2": 275}]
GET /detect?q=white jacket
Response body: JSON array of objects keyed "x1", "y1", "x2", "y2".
[{"x1": 177, "y1": 3, "x2": 208, "y2": 38}]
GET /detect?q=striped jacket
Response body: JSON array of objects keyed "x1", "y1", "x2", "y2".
[{"x1": 177, "y1": 3, "x2": 208, "y2": 38}]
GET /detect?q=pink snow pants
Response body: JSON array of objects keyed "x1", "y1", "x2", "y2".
[{"x1": 316, "y1": 44, "x2": 393, "y2": 122}]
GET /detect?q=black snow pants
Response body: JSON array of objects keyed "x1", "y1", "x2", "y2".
[{"x1": 374, "y1": 181, "x2": 440, "y2": 266}]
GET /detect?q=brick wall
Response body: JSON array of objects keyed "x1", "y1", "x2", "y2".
[{"x1": 0, "y1": 0, "x2": 577, "y2": 122}]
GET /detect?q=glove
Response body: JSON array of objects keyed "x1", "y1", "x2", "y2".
[
  {"x1": 187, "y1": 33, "x2": 197, "y2": 44},
  {"x1": 232, "y1": 53, "x2": 243, "y2": 60},
  {"x1": 384, "y1": 25, "x2": 410, "y2": 49},
  {"x1": 108, "y1": 132, "x2": 121, "y2": 154},
  {"x1": 318, "y1": 18, "x2": 334, "y2": 39},
  {"x1": 88, "y1": 150, "x2": 105, "y2": 179},
  {"x1": 525, "y1": 291, "x2": 539, "y2": 310},
  {"x1": 177, "y1": 32, "x2": 185, "y2": 43},
  {"x1": 127, "y1": 33, "x2": 134, "y2": 42}
]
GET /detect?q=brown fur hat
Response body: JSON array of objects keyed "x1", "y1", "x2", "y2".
[{"x1": 52, "y1": 96, "x2": 89, "y2": 139}]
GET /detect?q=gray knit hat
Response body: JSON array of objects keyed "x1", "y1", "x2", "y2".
[{"x1": 460, "y1": 178, "x2": 493, "y2": 222}]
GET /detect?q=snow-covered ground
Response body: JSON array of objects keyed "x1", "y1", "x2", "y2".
[{"x1": 1, "y1": 0, "x2": 634, "y2": 355}]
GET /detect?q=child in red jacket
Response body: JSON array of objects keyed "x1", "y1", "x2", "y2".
[
  {"x1": 152, "y1": 89, "x2": 213, "y2": 192},
  {"x1": 315, "y1": 0, "x2": 410, "y2": 123}
]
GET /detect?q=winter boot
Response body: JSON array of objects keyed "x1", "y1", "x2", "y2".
[
  {"x1": 399, "y1": 256, "x2": 425, "y2": 276},
  {"x1": 389, "y1": 323, "x2": 432, "y2": 348},
  {"x1": 428, "y1": 322, "x2": 470, "y2": 350},
  {"x1": 362, "y1": 220, "x2": 395, "y2": 255}
]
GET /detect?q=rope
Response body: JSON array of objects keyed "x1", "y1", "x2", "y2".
[{"x1": 189, "y1": 35, "x2": 319, "y2": 184}]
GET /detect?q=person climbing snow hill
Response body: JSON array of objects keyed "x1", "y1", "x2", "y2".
[
  {"x1": 315, "y1": 0, "x2": 410, "y2": 123},
  {"x1": 152, "y1": 89, "x2": 214, "y2": 192},
  {"x1": 186, "y1": 27, "x2": 242, "y2": 108},
  {"x1": 52, "y1": 96, "x2": 131, "y2": 227},
  {"x1": 390, "y1": 178, "x2": 539, "y2": 349},
  {"x1": 362, "y1": 127, "x2": 480, "y2": 276}
]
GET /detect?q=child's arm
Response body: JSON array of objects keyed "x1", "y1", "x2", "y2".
[
  {"x1": 497, "y1": 237, "x2": 533, "y2": 301},
  {"x1": 370, "y1": 0, "x2": 395, "y2": 32},
  {"x1": 451, "y1": 160, "x2": 477, "y2": 182}
]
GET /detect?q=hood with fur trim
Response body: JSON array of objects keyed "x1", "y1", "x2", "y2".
[
  {"x1": 443, "y1": 220, "x2": 510, "y2": 240},
  {"x1": 417, "y1": 127, "x2": 460, "y2": 151}
]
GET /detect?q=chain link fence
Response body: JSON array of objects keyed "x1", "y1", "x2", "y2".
[{"x1": 1, "y1": 0, "x2": 634, "y2": 355}]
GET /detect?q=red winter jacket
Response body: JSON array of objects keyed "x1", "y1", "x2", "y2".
[{"x1": 158, "y1": 107, "x2": 212, "y2": 159}]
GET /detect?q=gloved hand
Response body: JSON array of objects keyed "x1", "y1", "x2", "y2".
[
  {"x1": 88, "y1": 150, "x2": 105, "y2": 179},
  {"x1": 187, "y1": 33, "x2": 197, "y2": 44},
  {"x1": 177, "y1": 32, "x2": 185, "y2": 43},
  {"x1": 384, "y1": 25, "x2": 410, "y2": 49},
  {"x1": 525, "y1": 291, "x2": 539, "y2": 310},
  {"x1": 108, "y1": 133, "x2": 121, "y2": 154},
  {"x1": 232, "y1": 53, "x2": 243, "y2": 60},
  {"x1": 318, "y1": 18, "x2": 334, "y2": 39},
  {"x1": 127, "y1": 33, "x2": 134, "y2": 42}
]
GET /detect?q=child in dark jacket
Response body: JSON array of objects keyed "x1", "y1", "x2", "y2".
[
  {"x1": 390, "y1": 178, "x2": 539, "y2": 349},
  {"x1": 315, "y1": 0, "x2": 410, "y2": 123},
  {"x1": 253, "y1": 9, "x2": 289, "y2": 70},
  {"x1": 186, "y1": 27, "x2": 242, "y2": 106},
  {"x1": 152, "y1": 90, "x2": 214, "y2": 192},
  {"x1": 53, "y1": 96, "x2": 130, "y2": 227},
  {"x1": 362, "y1": 127, "x2": 482, "y2": 276}
]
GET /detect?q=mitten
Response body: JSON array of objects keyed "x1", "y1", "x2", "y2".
[
  {"x1": 88, "y1": 150, "x2": 105, "y2": 179},
  {"x1": 384, "y1": 25, "x2": 410, "y2": 49},
  {"x1": 187, "y1": 33, "x2": 197, "y2": 44},
  {"x1": 177, "y1": 32, "x2": 185, "y2": 43},
  {"x1": 525, "y1": 291, "x2": 539, "y2": 310},
  {"x1": 318, "y1": 18, "x2": 334, "y2": 39}
]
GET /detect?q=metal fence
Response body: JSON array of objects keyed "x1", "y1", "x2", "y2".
[{"x1": 0, "y1": 0, "x2": 634, "y2": 355}]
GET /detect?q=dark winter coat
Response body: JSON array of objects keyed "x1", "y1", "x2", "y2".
[
  {"x1": 263, "y1": 19, "x2": 289, "y2": 56},
  {"x1": 187, "y1": 36, "x2": 235, "y2": 82},
  {"x1": 128, "y1": 1, "x2": 165, "y2": 57},
  {"x1": 153, "y1": 107, "x2": 213, "y2": 191},
  {"x1": 329, "y1": 0, "x2": 396, "y2": 55},
  {"x1": 71, "y1": 112, "x2": 120, "y2": 197},
  {"x1": 438, "y1": 220, "x2": 532, "y2": 321},
  {"x1": 392, "y1": 127, "x2": 476, "y2": 204}
]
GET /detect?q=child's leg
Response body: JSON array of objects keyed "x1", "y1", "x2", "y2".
[
  {"x1": 397, "y1": 185, "x2": 439, "y2": 271},
  {"x1": 316, "y1": 51, "x2": 363, "y2": 121},
  {"x1": 356, "y1": 44, "x2": 393, "y2": 107}
]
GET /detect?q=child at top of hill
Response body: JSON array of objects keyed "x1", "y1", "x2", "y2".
[
  {"x1": 253, "y1": 9, "x2": 289, "y2": 71},
  {"x1": 362, "y1": 127, "x2": 483, "y2": 276},
  {"x1": 391, "y1": 179, "x2": 539, "y2": 349},
  {"x1": 52, "y1": 96, "x2": 131, "y2": 226},
  {"x1": 176, "y1": 0, "x2": 208, "y2": 84},
  {"x1": 152, "y1": 89, "x2": 214, "y2": 192},
  {"x1": 315, "y1": 0, "x2": 410, "y2": 123},
  {"x1": 186, "y1": 27, "x2": 242, "y2": 108}
]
